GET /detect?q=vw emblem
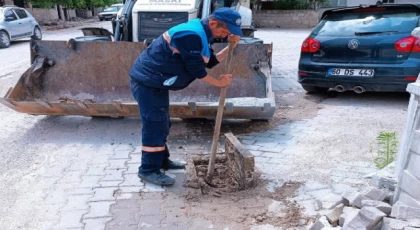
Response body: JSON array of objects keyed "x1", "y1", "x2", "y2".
[{"x1": 348, "y1": 39, "x2": 360, "y2": 50}]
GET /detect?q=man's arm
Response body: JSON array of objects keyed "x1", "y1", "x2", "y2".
[
  {"x1": 201, "y1": 74, "x2": 232, "y2": 87},
  {"x1": 173, "y1": 34, "x2": 232, "y2": 88},
  {"x1": 173, "y1": 34, "x2": 207, "y2": 79}
]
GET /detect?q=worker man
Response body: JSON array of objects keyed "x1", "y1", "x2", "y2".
[{"x1": 129, "y1": 7, "x2": 242, "y2": 186}]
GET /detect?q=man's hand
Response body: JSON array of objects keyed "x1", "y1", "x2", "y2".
[
  {"x1": 200, "y1": 74, "x2": 232, "y2": 88},
  {"x1": 228, "y1": 35, "x2": 241, "y2": 48},
  {"x1": 218, "y1": 74, "x2": 232, "y2": 87}
]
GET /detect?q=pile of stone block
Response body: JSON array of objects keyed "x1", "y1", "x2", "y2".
[{"x1": 308, "y1": 185, "x2": 420, "y2": 230}]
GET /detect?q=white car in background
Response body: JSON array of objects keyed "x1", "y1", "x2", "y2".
[{"x1": 0, "y1": 6, "x2": 42, "y2": 48}]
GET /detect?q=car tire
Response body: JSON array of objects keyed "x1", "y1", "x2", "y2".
[
  {"x1": 0, "y1": 31, "x2": 11, "y2": 48},
  {"x1": 31, "y1": 26, "x2": 42, "y2": 40},
  {"x1": 99, "y1": 18, "x2": 103, "y2": 21},
  {"x1": 302, "y1": 85, "x2": 329, "y2": 93}
]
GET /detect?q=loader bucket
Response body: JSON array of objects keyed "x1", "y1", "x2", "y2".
[{"x1": 0, "y1": 40, "x2": 275, "y2": 120}]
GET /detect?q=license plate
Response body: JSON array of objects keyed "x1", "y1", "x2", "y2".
[{"x1": 328, "y1": 68, "x2": 375, "y2": 77}]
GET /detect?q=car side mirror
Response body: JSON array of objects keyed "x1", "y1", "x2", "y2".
[
  {"x1": 5, "y1": 16, "x2": 15, "y2": 21},
  {"x1": 412, "y1": 27, "x2": 420, "y2": 38}
]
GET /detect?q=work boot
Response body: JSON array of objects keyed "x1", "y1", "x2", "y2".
[
  {"x1": 138, "y1": 171, "x2": 175, "y2": 186},
  {"x1": 162, "y1": 159, "x2": 186, "y2": 170}
]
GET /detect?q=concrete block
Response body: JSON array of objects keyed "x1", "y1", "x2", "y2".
[
  {"x1": 340, "y1": 207, "x2": 360, "y2": 227},
  {"x1": 119, "y1": 173, "x2": 145, "y2": 187},
  {"x1": 322, "y1": 193, "x2": 346, "y2": 210},
  {"x1": 327, "y1": 204, "x2": 345, "y2": 226},
  {"x1": 381, "y1": 217, "x2": 409, "y2": 230},
  {"x1": 343, "y1": 207, "x2": 386, "y2": 230},
  {"x1": 408, "y1": 219, "x2": 420, "y2": 228},
  {"x1": 370, "y1": 162, "x2": 397, "y2": 191},
  {"x1": 303, "y1": 182, "x2": 330, "y2": 192},
  {"x1": 363, "y1": 187, "x2": 388, "y2": 201},
  {"x1": 391, "y1": 201, "x2": 420, "y2": 221},
  {"x1": 362, "y1": 200, "x2": 392, "y2": 215},
  {"x1": 343, "y1": 190, "x2": 368, "y2": 208},
  {"x1": 84, "y1": 201, "x2": 115, "y2": 218},
  {"x1": 110, "y1": 150, "x2": 130, "y2": 159},
  {"x1": 101, "y1": 169, "x2": 124, "y2": 181},
  {"x1": 309, "y1": 216, "x2": 332, "y2": 230},
  {"x1": 332, "y1": 184, "x2": 356, "y2": 195},
  {"x1": 62, "y1": 195, "x2": 91, "y2": 210},
  {"x1": 397, "y1": 191, "x2": 420, "y2": 208},
  {"x1": 128, "y1": 153, "x2": 142, "y2": 164},
  {"x1": 78, "y1": 176, "x2": 102, "y2": 188},
  {"x1": 385, "y1": 192, "x2": 394, "y2": 204},
  {"x1": 225, "y1": 133, "x2": 255, "y2": 189},
  {"x1": 89, "y1": 187, "x2": 118, "y2": 202},
  {"x1": 299, "y1": 199, "x2": 323, "y2": 217},
  {"x1": 84, "y1": 217, "x2": 112, "y2": 230},
  {"x1": 406, "y1": 154, "x2": 420, "y2": 185},
  {"x1": 399, "y1": 170, "x2": 420, "y2": 201},
  {"x1": 373, "y1": 221, "x2": 382, "y2": 230},
  {"x1": 105, "y1": 159, "x2": 128, "y2": 170},
  {"x1": 308, "y1": 189, "x2": 344, "y2": 209},
  {"x1": 58, "y1": 210, "x2": 88, "y2": 229}
]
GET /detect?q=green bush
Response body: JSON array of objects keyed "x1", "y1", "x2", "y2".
[
  {"x1": 374, "y1": 131, "x2": 398, "y2": 169},
  {"x1": 273, "y1": 0, "x2": 308, "y2": 10}
]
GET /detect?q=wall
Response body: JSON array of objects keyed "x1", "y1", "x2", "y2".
[
  {"x1": 395, "y1": 79, "x2": 420, "y2": 207},
  {"x1": 253, "y1": 10, "x2": 319, "y2": 29},
  {"x1": 346, "y1": 0, "x2": 377, "y2": 6},
  {"x1": 26, "y1": 7, "x2": 59, "y2": 22},
  {"x1": 347, "y1": 0, "x2": 418, "y2": 6}
]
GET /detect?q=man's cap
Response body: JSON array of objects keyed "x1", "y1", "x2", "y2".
[{"x1": 210, "y1": 8, "x2": 243, "y2": 36}]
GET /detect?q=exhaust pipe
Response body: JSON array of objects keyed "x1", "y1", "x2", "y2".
[
  {"x1": 334, "y1": 85, "x2": 346, "y2": 92},
  {"x1": 354, "y1": 86, "x2": 366, "y2": 94}
]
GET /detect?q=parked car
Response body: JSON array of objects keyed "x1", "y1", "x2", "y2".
[
  {"x1": 298, "y1": 4, "x2": 420, "y2": 93},
  {"x1": 98, "y1": 4, "x2": 123, "y2": 21},
  {"x1": 0, "y1": 6, "x2": 42, "y2": 48}
]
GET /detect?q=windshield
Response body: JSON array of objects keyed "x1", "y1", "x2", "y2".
[
  {"x1": 102, "y1": 7, "x2": 118, "y2": 12},
  {"x1": 313, "y1": 8, "x2": 420, "y2": 37},
  {"x1": 0, "y1": 9, "x2": 3, "y2": 20}
]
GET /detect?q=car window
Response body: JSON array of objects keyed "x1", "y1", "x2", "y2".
[
  {"x1": 313, "y1": 8, "x2": 420, "y2": 37},
  {"x1": 102, "y1": 7, "x2": 118, "y2": 12},
  {"x1": 4, "y1": 9, "x2": 17, "y2": 21},
  {"x1": 14, "y1": 8, "x2": 28, "y2": 19}
]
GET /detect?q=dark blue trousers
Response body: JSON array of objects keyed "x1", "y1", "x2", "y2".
[{"x1": 130, "y1": 79, "x2": 171, "y2": 174}]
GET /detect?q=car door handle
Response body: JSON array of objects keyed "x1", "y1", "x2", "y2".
[{"x1": 19, "y1": 23, "x2": 22, "y2": 24}]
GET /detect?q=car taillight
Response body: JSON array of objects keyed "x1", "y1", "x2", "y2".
[
  {"x1": 404, "y1": 76, "x2": 418, "y2": 81},
  {"x1": 395, "y1": 36, "x2": 420, "y2": 53},
  {"x1": 298, "y1": 71, "x2": 308, "y2": 76},
  {"x1": 302, "y1": 38, "x2": 321, "y2": 53}
]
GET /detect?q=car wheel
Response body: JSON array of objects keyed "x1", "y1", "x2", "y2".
[
  {"x1": 31, "y1": 26, "x2": 42, "y2": 40},
  {"x1": 302, "y1": 85, "x2": 329, "y2": 93},
  {"x1": 99, "y1": 18, "x2": 103, "y2": 21},
  {"x1": 0, "y1": 31, "x2": 11, "y2": 48}
]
